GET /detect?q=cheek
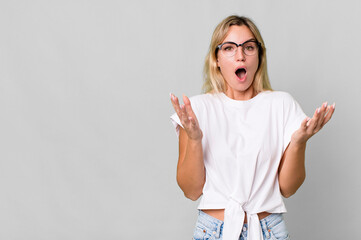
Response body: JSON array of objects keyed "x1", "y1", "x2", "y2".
[
  {"x1": 250, "y1": 58, "x2": 259, "y2": 73},
  {"x1": 218, "y1": 58, "x2": 232, "y2": 73},
  {"x1": 219, "y1": 65, "x2": 232, "y2": 77}
]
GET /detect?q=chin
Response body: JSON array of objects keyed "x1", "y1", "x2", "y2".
[{"x1": 234, "y1": 80, "x2": 253, "y2": 91}]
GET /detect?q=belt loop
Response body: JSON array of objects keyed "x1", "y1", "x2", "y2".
[
  {"x1": 215, "y1": 221, "x2": 222, "y2": 238},
  {"x1": 261, "y1": 219, "x2": 270, "y2": 238}
]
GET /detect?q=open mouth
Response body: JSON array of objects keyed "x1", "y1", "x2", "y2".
[{"x1": 235, "y1": 68, "x2": 247, "y2": 80}]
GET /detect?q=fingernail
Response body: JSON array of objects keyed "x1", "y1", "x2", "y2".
[
  {"x1": 323, "y1": 102, "x2": 328, "y2": 108},
  {"x1": 332, "y1": 102, "x2": 336, "y2": 109},
  {"x1": 317, "y1": 108, "x2": 320, "y2": 113},
  {"x1": 170, "y1": 92, "x2": 173, "y2": 99}
]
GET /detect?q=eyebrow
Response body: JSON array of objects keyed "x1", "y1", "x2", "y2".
[{"x1": 222, "y1": 38, "x2": 257, "y2": 44}]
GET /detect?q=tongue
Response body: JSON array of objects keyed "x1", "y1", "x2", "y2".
[{"x1": 236, "y1": 69, "x2": 246, "y2": 79}]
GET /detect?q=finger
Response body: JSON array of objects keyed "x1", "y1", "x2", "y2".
[
  {"x1": 180, "y1": 104, "x2": 190, "y2": 124},
  {"x1": 171, "y1": 94, "x2": 191, "y2": 126},
  {"x1": 183, "y1": 95, "x2": 198, "y2": 121},
  {"x1": 315, "y1": 102, "x2": 328, "y2": 131},
  {"x1": 170, "y1": 93, "x2": 182, "y2": 115},
  {"x1": 183, "y1": 94, "x2": 192, "y2": 111},
  {"x1": 306, "y1": 109, "x2": 319, "y2": 133},
  {"x1": 302, "y1": 117, "x2": 310, "y2": 129},
  {"x1": 320, "y1": 106, "x2": 332, "y2": 127},
  {"x1": 321, "y1": 103, "x2": 336, "y2": 127},
  {"x1": 313, "y1": 102, "x2": 327, "y2": 133}
]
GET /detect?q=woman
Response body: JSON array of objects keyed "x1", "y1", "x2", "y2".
[{"x1": 169, "y1": 15, "x2": 334, "y2": 240}]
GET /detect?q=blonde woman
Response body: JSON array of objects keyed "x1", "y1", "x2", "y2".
[{"x1": 170, "y1": 15, "x2": 334, "y2": 240}]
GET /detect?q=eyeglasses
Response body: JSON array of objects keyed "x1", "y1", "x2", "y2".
[{"x1": 217, "y1": 39, "x2": 261, "y2": 57}]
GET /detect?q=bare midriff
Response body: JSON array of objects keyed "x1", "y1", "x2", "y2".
[{"x1": 202, "y1": 209, "x2": 271, "y2": 223}]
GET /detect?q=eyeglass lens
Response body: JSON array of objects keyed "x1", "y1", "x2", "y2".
[{"x1": 220, "y1": 42, "x2": 258, "y2": 57}]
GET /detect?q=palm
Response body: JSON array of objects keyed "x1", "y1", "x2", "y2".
[
  {"x1": 170, "y1": 94, "x2": 203, "y2": 141},
  {"x1": 292, "y1": 102, "x2": 335, "y2": 145}
]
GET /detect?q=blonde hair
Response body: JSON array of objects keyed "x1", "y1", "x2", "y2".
[{"x1": 202, "y1": 15, "x2": 272, "y2": 94}]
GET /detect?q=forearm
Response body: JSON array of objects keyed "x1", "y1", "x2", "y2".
[
  {"x1": 278, "y1": 141, "x2": 306, "y2": 198},
  {"x1": 177, "y1": 139, "x2": 205, "y2": 201}
]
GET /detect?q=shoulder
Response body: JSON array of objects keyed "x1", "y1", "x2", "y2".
[
  {"x1": 261, "y1": 90, "x2": 298, "y2": 103},
  {"x1": 188, "y1": 93, "x2": 206, "y2": 102},
  {"x1": 189, "y1": 93, "x2": 221, "y2": 106},
  {"x1": 266, "y1": 91, "x2": 305, "y2": 119},
  {"x1": 189, "y1": 93, "x2": 217, "y2": 101},
  {"x1": 187, "y1": 93, "x2": 222, "y2": 115},
  {"x1": 262, "y1": 90, "x2": 293, "y2": 99}
]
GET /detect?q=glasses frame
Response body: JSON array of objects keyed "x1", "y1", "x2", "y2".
[{"x1": 217, "y1": 39, "x2": 261, "y2": 57}]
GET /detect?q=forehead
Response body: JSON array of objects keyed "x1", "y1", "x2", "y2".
[{"x1": 222, "y1": 25, "x2": 255, "y2": 43}]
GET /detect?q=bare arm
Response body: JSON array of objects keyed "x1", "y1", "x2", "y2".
[
  {"x1": 278, "y1": 102, "x2": 335, "y2": 198},
  {"x1": 278, "y1": 141, "x2": 306, "y2": 198},
  {"x1": 170, "y1": 93, "x2": 205, "y2": 200},
  {"x1": 177, "y1": 128, "x2": 205, "y2": 200}
]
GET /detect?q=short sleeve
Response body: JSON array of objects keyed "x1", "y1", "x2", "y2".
[
  {"x1": 170, "y1": 112, "x2": 184, "y2": 138},
  {"x1": 283, "y1": 93, "x2": 307, "y2": 152}
]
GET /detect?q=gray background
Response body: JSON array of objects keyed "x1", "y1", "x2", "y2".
[{"x1": 0, "y1": 0, "x2": 360, "y2": 239}]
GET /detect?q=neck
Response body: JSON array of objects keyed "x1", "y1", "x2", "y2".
[{"x1": 225, "y1": 86, "x2": 256, "y2": 101}]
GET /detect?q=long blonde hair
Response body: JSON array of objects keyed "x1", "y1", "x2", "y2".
[{"x1": 202, "y1": 15, "x2": 272, "y2": 94}]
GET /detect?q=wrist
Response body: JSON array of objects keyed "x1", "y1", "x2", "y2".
[
  {"x1": 188, "y1": 138, "x2": 202, "y2": 144},
  {"x1": 188, "y1": 131, "x2": 203, "y2": 142},
  {"x1": 289, "y1": 140, "x2": 307, "y2": 150}
]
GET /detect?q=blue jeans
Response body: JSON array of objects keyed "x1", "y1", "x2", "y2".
[{"x1": 192, "y1": 210, "x2": 290, "y2": 240}]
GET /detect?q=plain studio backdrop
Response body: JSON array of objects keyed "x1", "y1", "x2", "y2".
[{"x1": 0, "y1": 0, "x2": 360, "y2": 239}]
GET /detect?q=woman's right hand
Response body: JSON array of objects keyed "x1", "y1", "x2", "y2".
[{"x1": 170, "y1": 93, "x2": 203, "y2": 141}]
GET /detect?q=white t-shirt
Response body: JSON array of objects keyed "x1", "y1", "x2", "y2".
[{"x1": 170, "y1": 91, "x2": 306, "y2": 240}]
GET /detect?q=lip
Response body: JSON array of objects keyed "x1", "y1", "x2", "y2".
[{"x1": 235, "y1": 66, "x2": 247, "y2": 82}]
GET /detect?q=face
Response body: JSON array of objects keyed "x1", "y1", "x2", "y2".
[{"x1": 217, "y1": 25, "x2": 259, "y2": 99}]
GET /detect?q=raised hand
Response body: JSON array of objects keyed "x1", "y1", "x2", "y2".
[
  {"x1": 170, "y1": 93, "x2": 203, "y2": 141},
  {"x1": 292, "y1": 102, "x2": 335, "y2": 145}
]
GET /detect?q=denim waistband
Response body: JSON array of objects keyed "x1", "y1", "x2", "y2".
[
  {"x1": 197, "y1": 210, "x2": 283, "y2": 237},
  {"x1": 259, "y1": 211, "x2": 284, "y2": 228},
  {"x1": 197, "y1": 210, "x2": 223, "y2": 238}
]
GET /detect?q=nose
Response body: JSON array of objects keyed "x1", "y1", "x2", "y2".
[{"x1": 235, "y1": 46, "x2": 246, "y2": 61}]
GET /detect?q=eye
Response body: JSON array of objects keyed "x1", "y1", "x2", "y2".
[
  {"x1": 244, "y1": 42, "x2": 257, "y2": 52},
  {"x1": 245, "y1": 44, "x2": 255, "y2": 51},
  {"x1": 222, "y1": 43, "x2": 236, "y2": 51}
]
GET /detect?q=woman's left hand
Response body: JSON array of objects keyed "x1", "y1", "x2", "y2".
[{"x1": 291, "y1": 102, "x2": 335, "y2": 145}]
